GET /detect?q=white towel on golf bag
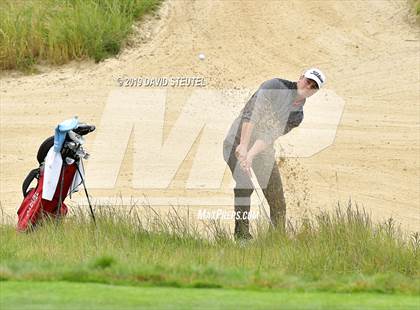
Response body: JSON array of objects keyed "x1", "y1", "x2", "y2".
[{"x1": 42, "y1": 147, "x2": 84, "y2": 200}]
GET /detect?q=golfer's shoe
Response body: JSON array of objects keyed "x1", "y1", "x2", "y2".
[{"x1": 234, "y1": 231, "x2": 253, "y2": 241}]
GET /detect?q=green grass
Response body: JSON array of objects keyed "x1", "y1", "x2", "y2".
[
  {"x1": 1, "y1": 203, "x2": 419, "y2": 295},
  {"x1": 415, "y1": 0, "x2": 420, "y2": 15},
  {"x1": 0, "y1": 0, "x2": 162, "y2": 71},
  {"x1": 1, "y1": 281, "x2": 419, "y2": 310}
]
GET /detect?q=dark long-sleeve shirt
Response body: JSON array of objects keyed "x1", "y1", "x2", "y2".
[{"x1": 224, "y1": 78, "x2": 305, "y2": 148}]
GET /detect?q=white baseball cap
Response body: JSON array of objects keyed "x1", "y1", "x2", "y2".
[{"x1": 304, "y1": 68, "x2": 326, "y2": 89}]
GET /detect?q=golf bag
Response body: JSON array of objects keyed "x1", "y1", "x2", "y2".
[{"x1": 17, "y1": 122, "x2": 96, "y2": 232}]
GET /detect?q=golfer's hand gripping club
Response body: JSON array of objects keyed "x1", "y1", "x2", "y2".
[{"x1": 235, "y1": 144, "x2": 248, "y2": 161}]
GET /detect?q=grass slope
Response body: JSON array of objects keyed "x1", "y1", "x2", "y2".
[
  {"x1": 0, "y1": 0, "x2": 162, "y2": 71},
  {"x1": 1, "y1": 204, "x2": 419, "y2": 294},
  {"x1": 1, "y1": 281, "x2": 419, "y2": 310}
]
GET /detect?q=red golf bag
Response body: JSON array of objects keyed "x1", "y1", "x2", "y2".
[
  {"x1": 17, "y1": 162, "x2": 77, "y2": 231},
  {"x1": 17, "y1": 123, "x2": 95, "y2": 232}
]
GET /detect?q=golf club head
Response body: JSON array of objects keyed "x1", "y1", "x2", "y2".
[{"x1": 68, "y1": 130, "x2": 85, "y2": 145}]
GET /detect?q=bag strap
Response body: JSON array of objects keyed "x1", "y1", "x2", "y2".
[{"x1": 22, "y1": 168, "x2": 40, "y2": 197}]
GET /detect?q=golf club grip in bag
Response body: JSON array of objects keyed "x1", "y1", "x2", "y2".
[{"x1": 17, "y1": 163, "x2": 77, "y2": 232}]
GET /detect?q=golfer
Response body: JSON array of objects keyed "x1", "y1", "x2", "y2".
[{"x1": 223, "y1": 68, "x2": 326, "y2": 240}]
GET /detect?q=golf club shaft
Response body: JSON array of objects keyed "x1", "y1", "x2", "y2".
[{"x1": 249, "y1": 168, "x2": 274, "y2": 227}]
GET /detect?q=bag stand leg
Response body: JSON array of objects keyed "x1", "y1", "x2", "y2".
[{"x1": 76, "y1": 164, "x2": 96, "y2": 224}]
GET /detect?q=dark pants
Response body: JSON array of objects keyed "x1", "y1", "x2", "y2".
[{"x1": 223, "y1": 140, "x2": 286, "y2": 238}]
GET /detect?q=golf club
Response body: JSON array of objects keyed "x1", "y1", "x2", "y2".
[{"x1": 249, "y1": 168, "x2": 274, "y2": 227}]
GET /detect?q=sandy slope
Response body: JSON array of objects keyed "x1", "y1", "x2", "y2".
[{"x1": 1, "y1": 0, "x2": 419, "y2": 231}]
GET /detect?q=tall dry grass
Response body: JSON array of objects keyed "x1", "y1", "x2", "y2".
[
  {"x1": 0, "y1": 0, "x2": 161, "y2": 71},
  {"x1": 1, "y1": 202, "x2": 419, "y2": 293}
]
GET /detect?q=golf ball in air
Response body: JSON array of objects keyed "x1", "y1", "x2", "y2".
[{"x1": 199, "y1": 53, "x2": 205, "y2": 60}]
